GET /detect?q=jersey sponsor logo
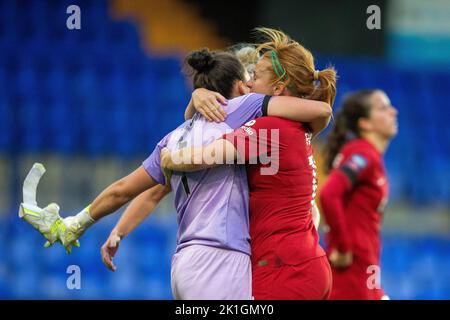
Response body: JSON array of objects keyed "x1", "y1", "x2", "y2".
[
  {"x1": 240, "y1": 125, "x2": 255, "y2": 136},
  {"x1": 244, "y1": 120, "x2": 256, "y2": 127},
  {"x1": 305, "y1": 132, "x2": 312, "y2": 146}
]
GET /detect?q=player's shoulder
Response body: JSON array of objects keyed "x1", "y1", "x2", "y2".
[
  {"x1": 226, "y1": 93, "x2": 265, "y2": 114},
  {"x1": 229, "y1": 93, "x2": 265, "y2": 105},
  {"x1": 342, "y1": 139, "x2": 377, "y2": 157},
  {"x1": 338, "y1": 139, "x2": 380, "y2": 169},
  {"x1": 161, "y1": 121, "x2": 189, "y2": 147}
]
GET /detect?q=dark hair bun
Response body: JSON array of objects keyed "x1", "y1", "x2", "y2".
[{"x1": 187, "y1": 48, "x2": 216, "y2": 73}]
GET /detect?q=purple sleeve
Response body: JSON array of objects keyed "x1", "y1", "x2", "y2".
[
  {"x1": 225, "y1": 93, "x2": 270, "y2": 129},
  {"x1": 142, "y1": 134, "x2": 171, "y2": 185}
]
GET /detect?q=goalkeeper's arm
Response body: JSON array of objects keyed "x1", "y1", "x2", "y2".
[
  {"x1": 112, "y1": 184, "x2": 170, "y2": 239},
  {"x1": 58, "y1": 166, "x2": 159, "y2": 251},
  {"x1": 89, "y1": 165, "x2": 159, "y2": 221},
  {"x1": 101, "y1": 184, "x2": 170, "y2": 271}
]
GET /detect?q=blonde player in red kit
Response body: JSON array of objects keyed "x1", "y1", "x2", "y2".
[
  {"x1": 319, "y1": 89, "x2": 398, "y2": 300},
  {"x1": 161, "y1": 28, "x2": 337, "y2": 300}
]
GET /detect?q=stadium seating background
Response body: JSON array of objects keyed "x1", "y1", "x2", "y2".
[{"x1": 0, "y1": 0, "x2": 449, "y2": 299}]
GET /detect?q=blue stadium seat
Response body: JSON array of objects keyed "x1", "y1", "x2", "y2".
[
  {"x1": 18, "y1": 100, "x2": 46, "y2": 152},
  {"x1": 105, "y1": 268, "x2": 140, "y2": 299},
  {"x1": 108, "y1": 21, "x2": 141, "y2": 51},
  {"x1": 0, "y1": 95, "x2": 13, "y2": 152},
  {"x1": 138, "y1": 277, "x2": 173, "y2": 300},
  {"x1": 39, "y1": 274, "x2": 71, "y2": 299},
  {"x1": 9, "y1": 234, "x2": 40, "y2": 273},
  {"x1": 10, "y1": 268, "x2": 41, "y2": 299}
]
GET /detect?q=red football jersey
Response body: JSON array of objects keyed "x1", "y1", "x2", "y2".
[
  {"x1": 224, "y1": 116, "x2": 326, "y2": 267},
  {"x1": 319, "y1": 138, "x2": 389, "y2": 266}
]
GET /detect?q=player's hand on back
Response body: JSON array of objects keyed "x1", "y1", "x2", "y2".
[
  {"x1": 101, "y1": 231, "x2": 122, "y2": 272},
  {"x1": 328, "y1": 249, "x2": 353, "y2": 269},
  {"x1": 160, "y1": 148, "x2": 173, "y2": 191},
  {"x1": 192, "y1": 88, "x2": 228, "y2": 122}
]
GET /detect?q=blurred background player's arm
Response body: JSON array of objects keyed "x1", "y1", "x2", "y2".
[
  {"x1": 101, "y1": 184, "x2": 170, "y2": 272},
  {"x1": 319, "y1": 170, "x2": 354, "y2": 268}
]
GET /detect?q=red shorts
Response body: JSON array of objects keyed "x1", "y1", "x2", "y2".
[
  {"x1": 329, "y1": 256, "x2": 385, "y2": 300},
  {"x1": 252, "y1": 256, "x2": 332, "y2": 300}
]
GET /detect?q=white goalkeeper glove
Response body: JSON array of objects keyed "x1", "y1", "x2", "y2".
[
  {"x1": 19, "y1": 163, "x2": 97, "y2": 253},
  {"x1": 19, "y1": 202, "x2": 70, "y2": 248},
  {"x1": 18, "y1": 163, "x2": 80, "y2": 252}
]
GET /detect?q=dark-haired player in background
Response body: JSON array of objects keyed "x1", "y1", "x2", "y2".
[{"x1": 319, "y1": 89, "x2": 398, "y2": 300}]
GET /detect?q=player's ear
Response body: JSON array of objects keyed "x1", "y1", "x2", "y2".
[
  {"x1": 237, "y1": 80, "x2": 250, "y2": 95},
  {"x1": 358, "y1": 117, "x2": 373, "y2": 132},
  {"x1": 273, "y1": 82, "x2": 286, "y2": 96}
]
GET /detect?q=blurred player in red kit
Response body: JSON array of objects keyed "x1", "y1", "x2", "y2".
[{"x1": 319, "y1": 89, "x2": 398, "y2": 300}]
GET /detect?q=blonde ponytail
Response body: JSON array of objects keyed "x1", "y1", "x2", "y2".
[{"x1": 309, "y1": 67, "x2": 337, "y2": 107}]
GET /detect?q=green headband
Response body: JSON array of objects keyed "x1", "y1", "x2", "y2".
[
  {"x1": 270, "y1": 50, "x2": 288, "y2": 81},
  {"x1": 270, "y1": 50, "x2": 301, "y2": 95}
]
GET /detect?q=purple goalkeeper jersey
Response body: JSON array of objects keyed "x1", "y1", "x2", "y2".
[{"x1": 143, "y1": 93, "x2": 268, "y2": 255}]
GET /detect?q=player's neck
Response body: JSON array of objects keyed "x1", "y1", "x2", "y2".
[
  {"x1": 362, "y1": 133, "x2": 389, "y2": 154},
  {"x1": 230, "y1": 89, "x2": 242, "y2": 99}
]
